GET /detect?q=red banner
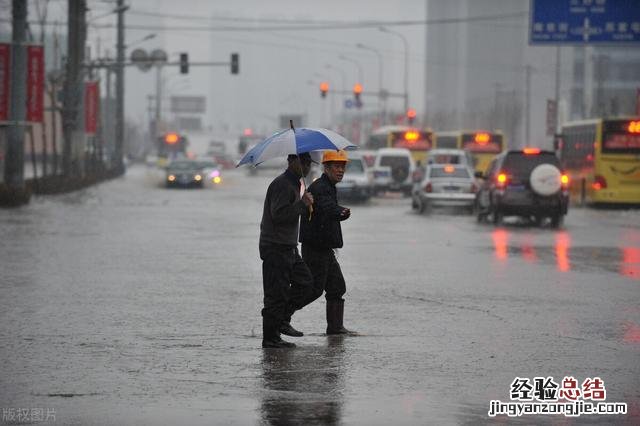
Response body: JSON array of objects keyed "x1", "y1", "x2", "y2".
[
  {"x1": 0, "y1": 43, "x2": 10, "y2": 122},
  {"x1": 84, "y1": 81, "x2": 99, "y2": 135},
  {"x1": 26, "y1": 44, "x2": 44, "y2": 122}
]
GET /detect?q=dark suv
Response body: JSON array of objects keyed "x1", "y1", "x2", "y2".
[{"x1": 475, "y1": 149, "x2": 569, "y2": 227}]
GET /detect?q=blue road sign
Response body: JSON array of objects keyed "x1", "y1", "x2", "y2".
[
  {"x1": 344, "y1": 99, "x2": 354, "y2": 109},
  {"x1": 530, "y1": 0, "x2": 640, "y2": 44}
]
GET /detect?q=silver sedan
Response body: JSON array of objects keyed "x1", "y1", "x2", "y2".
[{"x1": 412, "y1": 164, "x2": 478, "y2": 214}]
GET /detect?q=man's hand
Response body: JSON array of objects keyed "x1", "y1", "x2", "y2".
[
  {"x1": 302, "y1": 191, "x2": 314, "y2": 207},
  {"x1": 340, "y1": 208, "x2": 351, "y2": 219}
]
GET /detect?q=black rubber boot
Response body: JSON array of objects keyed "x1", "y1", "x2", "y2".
[
  {"x1": 326, "y1": 300, "x2": 356, "y2": 335},
  {"x1": 280, "y1": 321, "x2": 303, "y2": 337},
  {"x1": 262, "y1": 316, "x2": 296, "y2": 348}
]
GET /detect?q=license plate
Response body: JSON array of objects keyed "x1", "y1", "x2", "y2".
[{"x1": 443, "y1": 186, "x2": 460, "y2": 191}]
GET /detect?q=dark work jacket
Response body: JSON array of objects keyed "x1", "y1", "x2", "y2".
[
  {"x1": 299, "y1": 173, "x2": 348, "y2": 249},
  {"x1": 260, "y1": 169, "x2": 307, "y2": 247}
]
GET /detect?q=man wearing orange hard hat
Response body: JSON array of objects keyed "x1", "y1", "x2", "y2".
[{"x1": 299, "y1": 149, "x2": 357, "y2": 335}]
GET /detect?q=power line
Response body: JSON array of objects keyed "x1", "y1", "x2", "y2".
[{"x1": 1, "y1": 11, "x2": 527, "y2": 32}]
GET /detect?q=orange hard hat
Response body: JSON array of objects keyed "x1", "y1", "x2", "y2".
[{"x1": 321, "y1": 150, "x2": 349, "y2": 163}]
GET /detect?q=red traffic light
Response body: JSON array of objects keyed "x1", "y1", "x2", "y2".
[
  {"x1": 353, "y1": 83, "x2": 363, "y2": 94},
  {"x1": 406, "y1": 108, "x2": 416, "y2": 119},
  {"x1": 320, "y1": 82, "x2": 329, "y2": 98}
]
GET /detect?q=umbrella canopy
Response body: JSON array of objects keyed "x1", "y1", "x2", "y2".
[{"x1": 236, "y1": 127, "x2": 357, "y2": 167}]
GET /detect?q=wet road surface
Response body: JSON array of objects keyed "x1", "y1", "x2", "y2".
[{"x1": 1, "y1": 165, "x2": 639, "y2": 425}]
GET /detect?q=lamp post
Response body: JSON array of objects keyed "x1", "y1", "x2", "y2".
[
  {"x1": 357, "y1": 42, "x2": 385, "y2": 124},
  {"x1": 338, "y1": 55, "x2": 364, "y2": 84},
  {"x1": 379, "y1": 26, "x2": 409, "y2": 113}
]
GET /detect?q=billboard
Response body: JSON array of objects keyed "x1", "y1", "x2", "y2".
[
  {"x1": 170, "y1": 96, "x2": 206, "y2": 114},
  {"x1": 0, "y1": 43, "x2": 9, "y2": 122},
  {"x1": 85, "y1": 81, "x2": 99, "y2": 135},
  {"x1": 26, "y1": 44, "x2": 44, "y2": 122}
]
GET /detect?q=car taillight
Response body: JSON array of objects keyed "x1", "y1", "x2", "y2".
[
  {"x1": 495, "y1": 172, "x2": 508, "y2": 188},
  {"x1": 592, "y1": 175, "x2": 607, "y2": 190},
  {"x1": 560, "y1": 174, "x2": 569, "y2": 189},
  {"x1": 523, "y1": 147, "x2": 541, "y2": 155},
  {"x1": 425, "y1": 183, "x2": 432, "y2": 193}
]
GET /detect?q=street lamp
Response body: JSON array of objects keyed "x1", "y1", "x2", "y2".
[
  {"x1": 356, "y1": 43, "x2": 383, "y2": 97},
  {"x1": 357, "y1": 42, "x2": 385, "y2": 123},
  {"x1": 379, "y1": 26, "x2": 409, "y2": 112},
  {"x1": 338, "y1": 55, "x2": 364, "y2": 84},
  {"x1": 125, "y1": 33, "x2": 156, "y2": 50}
]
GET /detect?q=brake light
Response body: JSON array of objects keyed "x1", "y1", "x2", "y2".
[
  {"x1": 425, "y1": 182, "x2": 432, "y2": 193},
  {"x1": 628, "y1": 121, "x2": 640, "y2": 133},
  {"x1": 592, "y1": 175, "x2": 607, "y2": 190},
  {"x1": 496, "y1": 173, "x2": 508, "y2": 187},
  {"x1": 560, "y1": 174, "x2": 569, "y2": 189},
  {"x1": 523, "y1": 147, "x2": 540, "y2": 155}
]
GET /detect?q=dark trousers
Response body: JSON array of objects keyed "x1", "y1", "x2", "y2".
[
  {"x1": 301, "y1": 245, "x2": 346, "y2": 303},
  {"x1": 260, "y1": 244, "x2": 314, "y2": 327}
]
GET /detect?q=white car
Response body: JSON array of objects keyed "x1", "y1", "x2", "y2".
[
  {"x1": 412, "y1": 163, "x2": 477, "y2": 214},
  {"x1": 427, "y1": 148, "x2": 475, "y2": 168},
  {"x1": 336, "y1": 154, "x2": 373, "y2": 202},
  {"x1": 372, "y1": 148, "x2": 415, "y2": 196}
]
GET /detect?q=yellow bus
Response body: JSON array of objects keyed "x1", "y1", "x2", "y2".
[
  {"x1": 558, "y1": 117, "x2": 640, "y2": 205},
  {"x1": 433, "y1": 130, "x2": 505, "y2": 173},
  {"x1": 365, "y1": 125, "x2": 434, "y2": 164}
]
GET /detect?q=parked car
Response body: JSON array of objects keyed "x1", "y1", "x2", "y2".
[
  {"x1": 336, "y1": 154, "x2": 373, "y2": 202},
  {"x1": 372, "y1": 148, "x2": 415, "y2": 196},
  {"x1": 475, "y1": 149, "x2": 569, "y2": 227},
  {"x1": 412, "y1": 164, "x2": 477, "y2": 214},
  {"x1": 165, "y1": 160, "x2": 204, "y2": 188}
]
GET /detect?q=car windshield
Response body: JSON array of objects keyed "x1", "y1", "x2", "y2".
[
  {"x1": 432, "y1": 154, "x2": 462, "y2": 164},
  {"x1": 196, "y1": 161, "x2": 218, "y2": 169},
  {"x1": 169, "y1": 161, "x2": 199, "y2": 170},
  {"x1": 346, "y1": 159, "x2": 364, "y2": 174},
  {"x1": 430, "y1": 167, "x2": 470, "y2": 178},
  {"x1": 502, "y1": 153, "x2": 560, "y2": 179},
  {"x1": 380, "y1": 156, "x2": 409, "y2": 169}
]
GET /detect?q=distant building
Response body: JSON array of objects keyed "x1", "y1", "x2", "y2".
[
  {"x1": 568, "y1": 46, "x2": 640, "y2": 120},
  {"x1": 424, "y1": 0, "x2": 528, "y2": 145}
]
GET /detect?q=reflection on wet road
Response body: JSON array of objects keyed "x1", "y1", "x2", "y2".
[{"x1": 490, "y1": 228, "x2": 640, "y2": 279}]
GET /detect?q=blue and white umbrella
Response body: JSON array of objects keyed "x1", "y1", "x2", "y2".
[{"x1": 236, "y1": 126, "x2": 357, "y2": 167}]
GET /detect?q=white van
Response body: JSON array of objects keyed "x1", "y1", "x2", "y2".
[{"x1": 373, "y1": 148, "x2": 415, "y2": 196}]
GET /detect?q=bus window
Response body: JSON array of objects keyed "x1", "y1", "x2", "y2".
[
  {"x1": 366, "y1": 134, "x2": 390, "y2": 150},
  {"x1": 435, "y1": 136, "x2": 458, "y2": 149}
]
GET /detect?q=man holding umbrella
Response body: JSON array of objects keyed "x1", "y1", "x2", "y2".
[
  {"x1": 299, "y1": 150, "x2": 356, "y2": 335},
  {"x1": 237, "y1": 122, "x2": 356, "y2": 348},
  {"x1": 259, "y1": 153, "x2": 315, "y2": 348}
]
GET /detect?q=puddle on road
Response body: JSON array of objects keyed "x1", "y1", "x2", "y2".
[{"x1": 489, "y1": 230, "x2": 640, "y2": 280}]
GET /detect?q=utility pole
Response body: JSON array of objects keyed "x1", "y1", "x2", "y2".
[
  {"x1": 554, "y1": 47, "x2": 561, "y2": 133},
  {"x1": 3, "y1": 0, "x2": 29, "y2": 205},
  {"x1": 62, "y1": 0, "x2": 86, "y2": 177},
  {"x1": 525, "y1": 65, "x2": 532, "y2": 147},
  {"x1": 114, "y1": 0, "x2": 126, "y2": 173}
]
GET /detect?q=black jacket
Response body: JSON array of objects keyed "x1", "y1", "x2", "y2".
[
  {"x1": 260, "y1": 169, "x2": 307, "y2": 247},
  {"x1": 299, "y1": 173, "x2": 348, "y2": 249}
]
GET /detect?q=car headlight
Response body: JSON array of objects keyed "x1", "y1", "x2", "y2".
[
  {"x1": 194, "y1": 174, "x2": 202, "y2": 181},
  {"x1": 167, "y1": 174, "x2": 176, "y2": 182},
  {"x1": 213, "y1": 176, "x2": 222, "y2": 184}
]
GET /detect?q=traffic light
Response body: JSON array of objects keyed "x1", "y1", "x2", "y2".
[
  {"x1": 320, "y1": 81, "x2": 329, "y2": 98},
  {"x1": 353, "y1": 83, "x2": 362, "y2": 102},
  {"x1": 230, "y1": 53, "x2": 239, "y2": 75},
  {"x1": 406, "y1": 108, "x2": 416, "y2": 125},
  {"x1": 179, "y1": 53, "x2": 189, "y2": 74},
  {"x1": 165, "y1": 132, "x2": 179, "y2": 145}
]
